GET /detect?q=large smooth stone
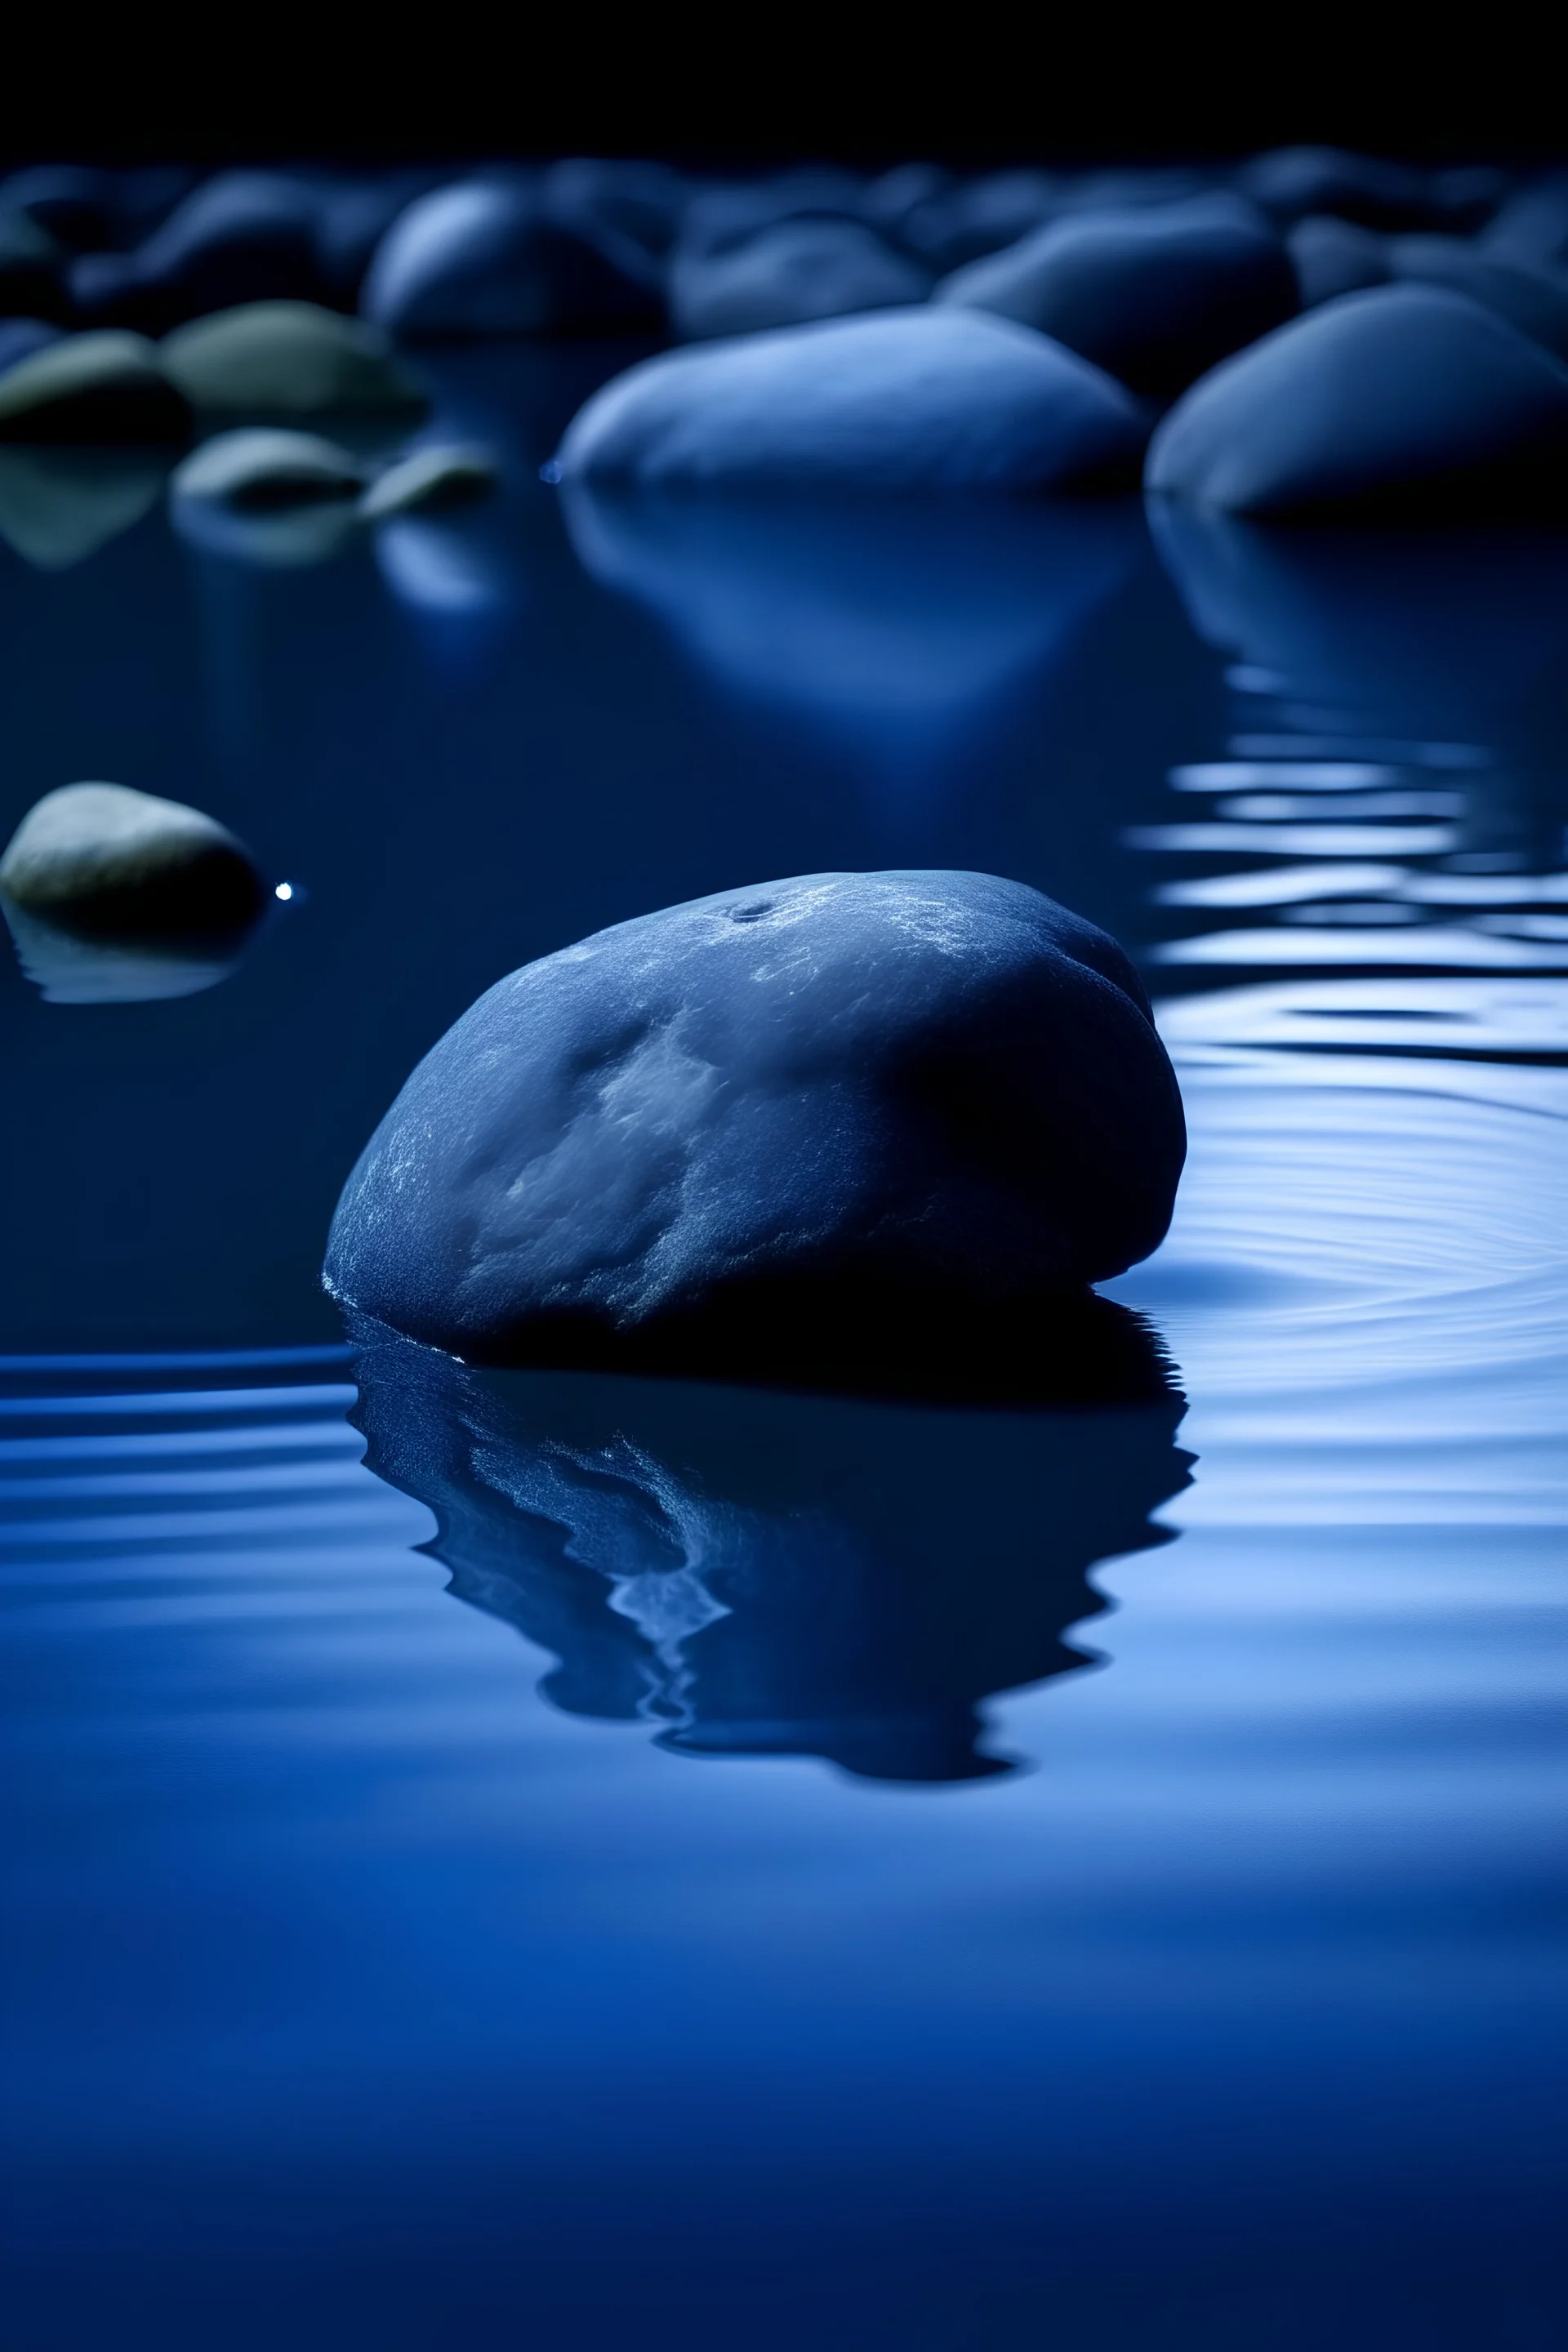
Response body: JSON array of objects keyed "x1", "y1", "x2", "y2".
[
  {"x1": 0, "y1": 782, "x2": 264, "y2": 938},
  {"x1": 555, "y1": 310, "x2": 1147, "y2": 493},
  {"x1": 0, "y1": 331, "x2": 191, "y2": 443},
  {"x1": 1146, "y1": 285, "x2": 1568, "y2": 518},
  {"x1": 937, "y1": 196, "x2": 1297, "y2": 397},
  {"x1": 348, "y1": 1331, "x2": 1188, "y2": 1779},
  {"x1": 324, "y1": 869, "x2": 1186, "y2": 1381},
  {"x1": 160, "y1": 301, "x2": 429, "y2": 420},
  {"x1": 669, "y1": 218, "x2": 929, "y2": 340},
  {"x1": 1387, "y1": 236, "x2": 1568, "y2": 361},
  {"x1": 361, "y1": 177, "x2": 662, "y2": 338},
  {"x1": 69, "y1": 172, "x2": 335, "y2": 332}
]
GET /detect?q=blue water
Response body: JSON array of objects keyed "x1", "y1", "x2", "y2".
[{"x1": 2, "y1": 349, "x2": 1566, "y2": 2347}]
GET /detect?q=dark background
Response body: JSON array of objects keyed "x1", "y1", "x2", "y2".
[{"x1": 1, "y1": 11, "x2": 1557, "y2": 170}]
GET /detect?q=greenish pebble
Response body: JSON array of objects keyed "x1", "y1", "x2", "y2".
[
  {"x1": 161, "y1": 301, "x2": 429, "y2": 421},
  {"x1": 0, "y1": 331, "x2": 191, "y2": 444}
]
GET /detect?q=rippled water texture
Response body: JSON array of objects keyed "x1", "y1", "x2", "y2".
[{"x1": 1, "y1": 351, "x2": 1566, "y2": 2349}]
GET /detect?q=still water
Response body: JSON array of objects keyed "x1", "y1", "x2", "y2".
[{"x1": 2, "y1": 350, "x2": 1565, "y2": 2347}]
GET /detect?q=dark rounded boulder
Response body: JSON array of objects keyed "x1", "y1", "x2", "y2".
[
  {"x1": 1288, "y1": 215, "x2": 1389, "y2": 305},
  {"x1": 323, "y1": 869, "x2": 1185, "y2": 1385},
  {"x1": 1387, "y1": 234, "x2": 1568, "y2": 362},
  {"x1": 1236, "y1": 147, "x2": 1459, "y2": 232},
  {"x1": 1146, "y1": 284, "x2": 1568, "y2": 518},
  {"x1": 668, "y1": 217, "x2": 930, "y2": 340},
  {"x1": 361, "y1": 176, "x2": 663, "y2": 339},
  {"x1": 69, "y1": 172, "x2": 336, "y2": 332},
  {"x1": 937, "y1": 195, "x2": 1298, "y2": 398},
  {"x1": 554, "y1": 309, "x2": 1147, "y2": 493}
]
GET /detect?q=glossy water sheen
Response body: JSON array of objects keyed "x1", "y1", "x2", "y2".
[{"x1": 1, "y1": 351, "x2": 1565, "y2": 2350}]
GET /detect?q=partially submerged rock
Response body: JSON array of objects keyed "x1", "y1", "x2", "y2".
[
  {"x1": 160, "y1": 301, "x2": 429, "y2": 421},
  {"x1": 172, "y1": 426, "x2": 364, "y2": 507},
  {"x1": 171, "y1": 427, "x2": 365, "y2": 565},
  {"x1": 0, "y1": 782, "x2": 265, "y2": 939},
  {"x1": 0, "y1": 332, "x2": 191, "y2": 443},
  {"x1": 1146, "y1": 284, "x2": 1568, "y2": 517},
  {"x1": 324, "y1": 869, "x2": 1185, "y2": 1385},
  {"x1": 359, "y1": 443, "x2": 496, "y2": 519},
  {"x1": 937, "y1": 195, "x2": 1297, "y2": 397},
  {"x1": 555, "y1": 309, "x2": 1147, "y2": 493}
]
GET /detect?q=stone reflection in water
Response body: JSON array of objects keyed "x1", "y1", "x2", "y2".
[
  {"x1": 561, "y1": 487, "x2": 1141, "y2": 781},
  {"x1": 1150, "y1": 505, "x2": 1568, "y2": 837},
  {"x1": 350, "y1": 1317, "x2": 1190, "y2": 1784},
  {"x1": 0, "y1": 446, "x2": 171, "y2": 570},
  {"x1": 0, "y1": 894, "x2": 256, "y2": 1002}
]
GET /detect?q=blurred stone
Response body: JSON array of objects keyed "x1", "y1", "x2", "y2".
[
  {"x1": 361, "y1": 176, "x2": 663, "y2": 338},
  {"x1": 0, "y1": 331, "x2": 190, "y2": 443},
  {"x1": 938, "y1": 195, "x2": 1297, "y2": 397},
  {"x1": 1388, "y1": 235, "x2": 1568, "y2": 361},
  {"x1": 360, "y1": 443, "x2": 497, "y2": 519},
  {"x1": 171, "y1": 427, "x2": 365, "y2": 565},
  {"x1": 1237, "y1": 146, "x2": 1449, "y2": 230},
  {"x1": 1147, "y1": 285, "x2": 1568, "y2": 518},
  {"x1": 161, "y1": 301, "x2": 429, "y2": 421},
  {"x1": 670, "y1": 217, "x2": 929, "y2": 339},
  {"x1": 0, "y1": 319, "x2": 63, "y2": 376},
  {"x1": 69, "y1": 172, "x2": 335, "y2": 332},
  {"x1": 1288, "y1": 214, "x2": 1389, "y2": 305},
  {"x1": 556, "y1": 309, "x2": 1147, "y2": 492}
]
